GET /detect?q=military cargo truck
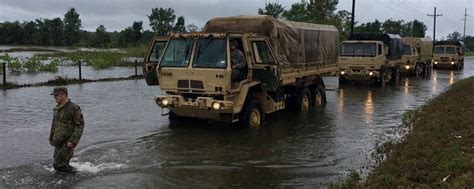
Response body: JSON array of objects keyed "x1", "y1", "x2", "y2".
[
  {"x1": 399, "y1": 37, "x2": 433, "y2": 76},
  {"x1": 432, "y1": 41, "x2": 465, "y2": 70},
  {"x1": 144, "y1": 15, "x2": 339, "y2": 128},
  {"x1": 339, "y1": 33, "x2": 403, "y2": 86}
]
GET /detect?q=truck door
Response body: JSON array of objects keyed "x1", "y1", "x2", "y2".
[
  {"x1": 144, "y1": 36, "x2": 169, "y2": 86},
  {"x1": 249, "y1": 39, "x2": 280, "y2": 91}
]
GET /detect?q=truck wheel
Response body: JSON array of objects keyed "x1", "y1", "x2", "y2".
[
  {"x1": 339, "y1": 76, "x2": 347, "y2": 85},
  {"x1": 240, "y1": 99, "x2": 265, "y2": 129},
  {"x1": 296, "y1": 88, "x2": 311, "y2": 112},
  {"x1": 311, "y1": 86, "x2": 325, "y2": 108},
  {"x1": 377, "y1": 68, "x2": 386, "y2": 87},
  {"x1": 169, "y1": 111, "x2": 180, "y2": 120},
  {"x1": 415, "y1": 63, "x2": 421, "y2": 77}
]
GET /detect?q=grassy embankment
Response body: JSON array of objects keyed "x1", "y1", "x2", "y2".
[
  {"x1": 465, "y1": 51, "x2": 474, "y2": 57},
  {"x1": 355, "y1": 77, "x2": 474, "y2": 188}
]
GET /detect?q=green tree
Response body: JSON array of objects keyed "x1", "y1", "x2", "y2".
[
  {"x1": 282, "y1": 2, "x2": 307, "y2": 22},
  {"x1": 118, "y1": 27, "x2": 134, "y2": 47},
  {"x1": 22, "y1": 21, "x2": 37, "y2": 45},
  {"x1": 410, "y1": 20, "x2": 427, "y2": 37},
  {"x1": 131, "y1": 21, "x2": 143, "y2": 44},
  {"x1": 48, "y1": 18, "x2": 64, "y2": 46},
  {"x1": 35, "y1": 19, "x2": 49, "y2": 45},
  {"x1": 382, "y1": 19, "x2": 404, "y2": 35},
  {"x1": 447, "y1": 31, "x2": 462, "y2": 41},
  {"x1": 306, "y1": 0, "x2": 339, "y2": 24},
  {"x1": 173, "y1": 16, "x2": 186, "y2": 32},
  {"x1": 148, "y1": 7, "x2": 176, "y2": 35},
  {"x1": 186, "y1": 23, "x2": 198, "y2": 32},
  {"x1": 1, "y1": 21, "x2": 23, "y2": 44},
  {"x1": 258, "y1": 2, "x2": 285, "y2": 19},
  {"x1": 63, "y1": 8, "x2": 82, "y2": 46},
  {"x1": 93, "y1": 25, "x2": 111, "y2": 47}
]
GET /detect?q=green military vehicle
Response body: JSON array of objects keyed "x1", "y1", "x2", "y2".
[
  {"x1": 432, "y1": 41, "x2": 465, "y2": 70},
  {"x1": 339, "y1": 33, "x2": 403, "y2": 86},
  {"x1": 143, "y1": 15, "x2": 339, "y2": 128},
  {"x1": 399, "y1": 37, "x2": 433, "y2": 76}
]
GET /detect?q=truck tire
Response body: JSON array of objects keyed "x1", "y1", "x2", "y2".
[
  {"x1": 377, "y1": 67, "x2": 386, "y2": 87},
  {"x1": 295, "y1": 88, "x2": 311, "y2": 112},
  {"x1": 339, "y1": 76, "x2": 347, "y2": 85},
  {"x1": 169, "y1": 111, "x2": 180, "y2": 120},
  {"x1": 240, "y1": 99, "x2": 265, "y2": 129},
  {"x1": 311, "y1": 86, "x2": 326, "y2": 108}
]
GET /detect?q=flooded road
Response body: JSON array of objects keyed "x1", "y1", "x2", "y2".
[{"x1": 1, "y1": 57, "x2": 473, "y2": 188}]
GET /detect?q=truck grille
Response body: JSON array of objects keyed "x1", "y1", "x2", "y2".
[{"x1": 177, "y1": 80, "x2": 204, "y2": 89}]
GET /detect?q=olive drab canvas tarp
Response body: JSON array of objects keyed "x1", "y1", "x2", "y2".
[
  {"x1": 203, "y1": 15, "x2": 339, "y2": 67},
  {"x1": 348, "y1": 33, "x2": 403, "y2": 60},
  {"x1": 402, "y1": 37, "x2": 433, "y2": 59}
]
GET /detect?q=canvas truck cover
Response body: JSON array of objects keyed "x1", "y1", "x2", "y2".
[
  {"x1": 348, "y1": 33, "x2": 403, "y2": 60},
  {"x1": 402, "y1": 37, "x2": 433, "y2": 58},
  {"x1": 435, "y1": 41, "x2": 465, "y2": 49},
  {"x1": 203, "y1": 15, "x2": 339, "y2": 67}
]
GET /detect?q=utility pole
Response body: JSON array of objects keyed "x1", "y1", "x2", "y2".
[
  {"x1": 461, "y1": 8, "x2": 470, "y2": 41},
  {"x1": 428, "y1": 7, "x2": 442, "y2": 47},
  {"x1": 350, "y1": 0, "x2": 355, "y2": 35}
]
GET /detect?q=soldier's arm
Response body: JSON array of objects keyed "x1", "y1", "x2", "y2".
[
  {"x1": 49, "y1": 119, "x2": 54, "y2": 143},
  {"x1": 68, "y1": 106, "x2": 85, "y2": 146},
  {"x1": 236, "y1": 51, "x2": 246, "y2": 69}
]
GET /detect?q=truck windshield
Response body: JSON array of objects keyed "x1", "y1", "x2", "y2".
[
  {"x1": 341, "y1": 43, "x2": 377, "y2": 57},
  {"x1": 434, "y1": 47, "x2": 444, "y2": 54},
  {"x1": 160, "y1": 39, "x2": 193, "y2": 67},
  {"x1": 192, "y1": 38, "x2": 227, "y2": 68},
  {"x1": 402, "y1": 45, "x2": 412, "y2": 55},
  {"x1": 445, "y1": 47, "x2": 456, "y2": 54}
]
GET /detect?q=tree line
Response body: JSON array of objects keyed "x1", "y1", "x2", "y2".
[
  {"x1": 0, "y1": 7, "x2": 197, "y2": 48},
  {"x1": 1, "y1": 3, "x2": 472, "y2": 50}
]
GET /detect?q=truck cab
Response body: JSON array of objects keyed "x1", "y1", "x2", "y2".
[
  {"x1": 400, "y1": 44, "x2": 419, "y2": 74},
  {"x1": 339, "y1": 40, "x2": 386, "y2": 82},
  {"x1": 150, "y1": 33, "x2": 280, "y2": 127},
  {"x1": 432, "y1": 41, "x2": 465, "y2": 70},
  {"x1": 338, "y1": 33, "x2": 403, "y2": 86}
]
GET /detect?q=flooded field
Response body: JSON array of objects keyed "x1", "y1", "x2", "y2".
[{"x1": 0, "y1": 57, "x2": 472, "y2": 187}]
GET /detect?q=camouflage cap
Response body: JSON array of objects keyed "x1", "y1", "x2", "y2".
[{"x1": 50, "y1": 87, "x2": 68, "y2": 95}]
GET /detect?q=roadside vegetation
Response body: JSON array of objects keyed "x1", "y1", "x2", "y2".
[
  {"x1": 466, "y1": 51, "x2": 474, "y2": 57},
  {"x1": 0, "y1": 75, "x2": 143, "y2": 90},
  {"x1": 358, "y1": 77, "x2": 474, "y2": 188},
  {"x1": 0, "y1": 54, "x2": 59, "y2": 72}
]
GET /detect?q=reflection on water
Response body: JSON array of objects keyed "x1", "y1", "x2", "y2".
[{"x1": 364, "y1": 90, "x2": 374, "y2": 125}]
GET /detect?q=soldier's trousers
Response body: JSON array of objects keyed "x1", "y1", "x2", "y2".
[{"x1": 53, "y1": 142, "x2": 74, "y2": 172}]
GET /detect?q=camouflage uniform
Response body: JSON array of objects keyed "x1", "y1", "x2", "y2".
[
  {"x1": 231, "y1": 49, "x2": 246, "y2": 82},
  {"x1": 49, "y1": 100, "x2": 84, "y2": 172}
]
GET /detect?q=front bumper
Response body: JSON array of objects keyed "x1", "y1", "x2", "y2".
[
  {"x1": 154, "y1": 95, "x2": 236, "y2": 122},
  {"x1": 339, "y1": 69, "x2": 380, "y2": 81}
]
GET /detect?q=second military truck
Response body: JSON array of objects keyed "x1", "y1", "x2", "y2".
[
  {"x1": 339, "y1": 33, "x2": 403, "y2": 86},
  {"x1": 400, "y1": 37, "x2": 433, "y2": 76},
  {"x1": 145, "y1": 15, "x2": 339, "y2": 128}
]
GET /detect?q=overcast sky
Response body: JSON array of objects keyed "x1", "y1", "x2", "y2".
[{"x1": 0, "y1": 0, "x2": 472, "y2": 39}]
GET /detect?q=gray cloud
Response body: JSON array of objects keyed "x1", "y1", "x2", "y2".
[{"x1": 0, "y1": 0, "x2": 472, "y2": 38}]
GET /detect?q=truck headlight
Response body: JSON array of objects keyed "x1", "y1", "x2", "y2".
[
  {"x1": 405, "y1": 65, "x2": 410, "y2": 69},
  {"x1": 212, "y1": 102, "x2": 221, "y2": 110},
  {"x1": 162, "y1": 98, "x2": 169, "y2": 106},
  {"x1": 369, "y1": 72, "x2": 373, "y2": 76},
  {"x1": 434, "y1": 61, "x2": 438, "y2": 64},
  {"x1": 340, "y1": 71, "x2": 345, "y2": 75},
  {"x1": 451, "y1": 62, "x2": 455, "y2": 65}
]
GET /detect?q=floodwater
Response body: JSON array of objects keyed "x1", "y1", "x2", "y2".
[
  {"x1": 0, "y1": 46, "x2": 141, "y2": 84},
  {"x1": 0, "y1": 57, "x2": 473, "y2": 188}
]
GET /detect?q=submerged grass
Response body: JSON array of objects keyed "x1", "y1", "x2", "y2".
[
  {"x1": 0, "y1": 47, "x2": 60, "y2": 53},
  {"x1": 0, "y1": 75, "x2": 144, "y2": 90},
  {"x1": 362, "y1": 77, "x2": 474, "y2": 188}
]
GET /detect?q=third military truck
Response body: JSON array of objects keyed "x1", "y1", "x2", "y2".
[
  {"x1": 143, "y1": 15, "x2": 339, "y2": 128},
  {"x1": 432, "y1": 41, "x2": 465, "y2": 70},
  {"x1": 339, "y1": 33, "x2": 403, "y2": 86},
  {"x1": 399, "y1": 37, "x2": 433, "y2": 76}
]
